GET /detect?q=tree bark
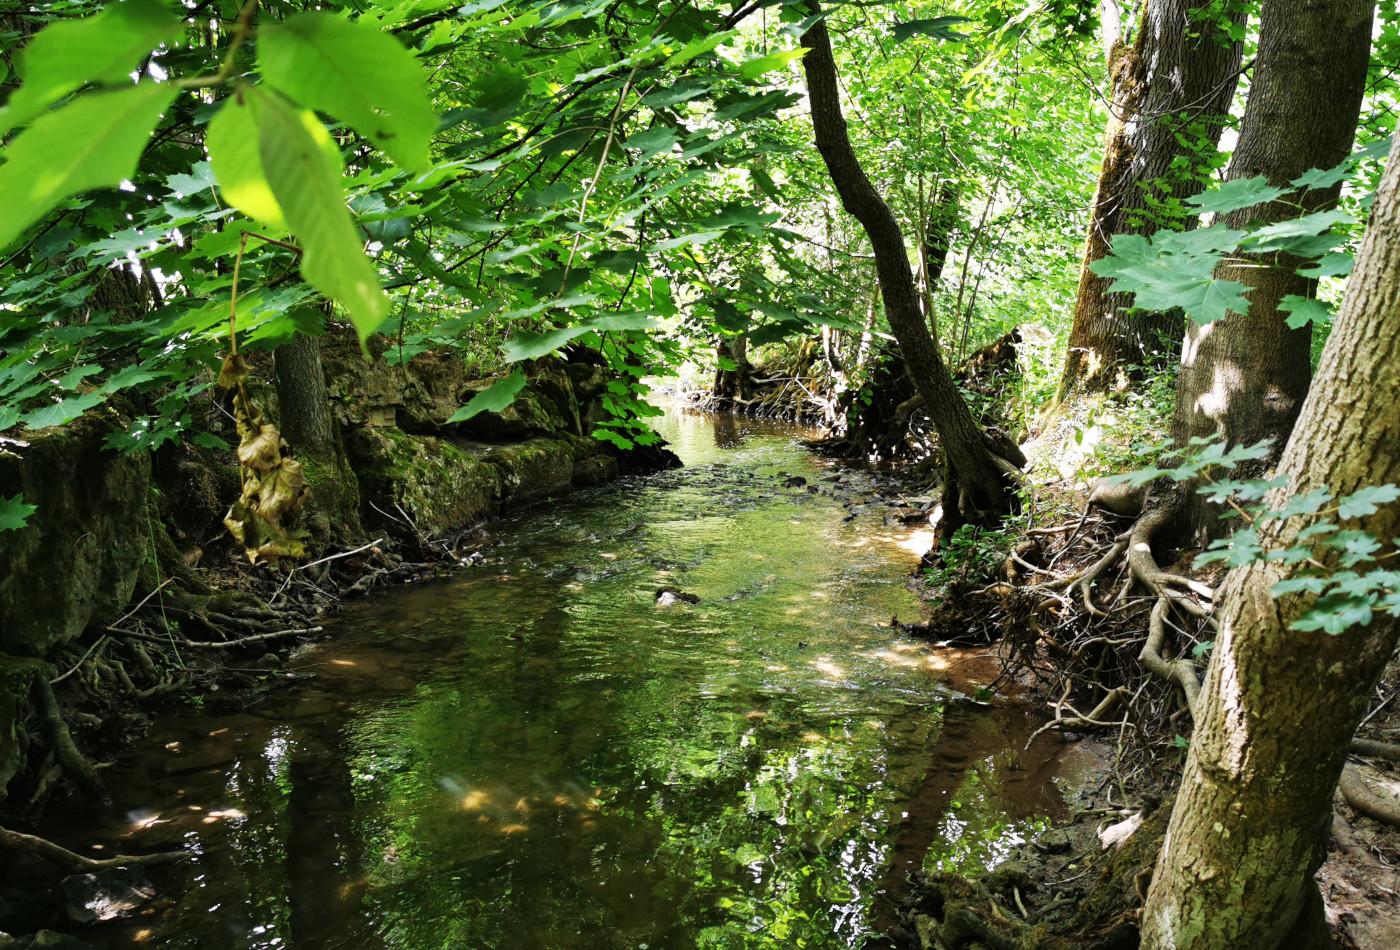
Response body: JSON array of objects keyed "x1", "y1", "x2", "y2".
[
  {"x1": 274, "y1": 330, "x2": 339, "y2": 459},
  {"x1": 713, "y1": 333, "x2": 751, "y2": 408},
  {"x1": 1141, "y1": 132, "x2": 1400, "y2": 950},
  {"x1": 1173, "y1": 0, "x2": 1373, "y2": 542},
  {"x1": 799, "y1": 3, "x2": 1014, "y2": 525},
  {"x1": 1059, "y1": 0, "x2": 1244, "y2": 399},
  {"x1": 273, "y1": 327, "x2": 363, "y2": 540}
]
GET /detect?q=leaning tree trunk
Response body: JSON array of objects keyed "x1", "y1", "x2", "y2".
[
  {"x1": 1058, "y1": 0, "x2": 1244, "y2": 399},
  {"x1": 1141, "y1": 133, "x2": 1400, "y2": 950},
  {"x1": 1173, "y1": 0, "x2": 1373, "y2": 542},
  {"x1": 800, "y1": 2, "x2": 1015, "y2": 526}
]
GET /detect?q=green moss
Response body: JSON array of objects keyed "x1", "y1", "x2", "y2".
[
  {"x1": 348, "y1": 428, "x2": 501, "y2": 536},
  {"x1": 483, "y1": 438, "x2": 575, "y2": 503}
]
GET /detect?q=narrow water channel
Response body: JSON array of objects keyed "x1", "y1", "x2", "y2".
[{"x1": 50, "y1": 411, "x2": 1088, "y2": 948}]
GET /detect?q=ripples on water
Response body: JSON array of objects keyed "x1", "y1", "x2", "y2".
[{"x1": 50, "y1": 411, "x2": 1088, "y2": 949}]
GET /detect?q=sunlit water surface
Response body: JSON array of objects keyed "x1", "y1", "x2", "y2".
[{"x1": 52, "y1": 411, "x2": 1088, "y2": 949}]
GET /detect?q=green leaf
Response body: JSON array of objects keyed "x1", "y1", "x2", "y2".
[
  {"x1": 736, "y1": 48, "x2": 808, "y2": 81},
  {"x1": 1337, "y1": 485, "x2": 1400, "y2": 519},
  {"x1": 0, "y1": 82, "x2": 176, "y2": 252},
  {"x1": 892, "y1": 16, "x2": 971, "y2": 42},
  {"x1": 1291, "y1": 594, "x2": 1373, "y2": 634},
  {"x1": 1278, "y1": 295, "x2": 1331, "y2": 330},
  {"x1": 1298, "y1": 252, "x2": 1353, "y2": 280},
  {"x1": 1245, "y1": 210, "x2": 1352, "y2": 255},
  {"x1": 0, "y1": 0, "x2": 176, "y2": 136},
  {"x1": 448, "y1": 369, "x2": 526, "y2": 422},
  {"x1": 210, "y1": 92, "x2": 293, "y2": 222},
  {"x1": 258, "y1": 12, "x2": 438, "y2": 171},
  {"x1": 214, "y1": 87, "x2": 391, "y2": 342},
  {"x1": 166, "y1": 161, "x2": 217, "y2": 198},
  {"x1": 20, "y1": 391, "x2": 105, "y2": 429},
  {"x1": 0, "y1": 493, "x2": 37, "y2": 532},
  {"x1": 1186, "y1": 176, "x2": 1288, "y2": 215}
]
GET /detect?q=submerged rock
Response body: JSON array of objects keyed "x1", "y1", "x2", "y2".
[
  {"x1": 655, "y1": 587, "x2": 700, "y2": 607},
  {"x1": 59, "y1": 868, "x2": 155, "y2": 925}
]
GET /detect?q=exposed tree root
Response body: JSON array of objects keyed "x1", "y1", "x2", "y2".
[
  {"x1": 1338, "y1": 765, "x2": 1400, "y2": 826},
  {"x1": 32, "y1": 678, "x2": 106, "y2": 804},
  {"x1": 0, "y1": 825, "x2": 185, "y2": 871}
]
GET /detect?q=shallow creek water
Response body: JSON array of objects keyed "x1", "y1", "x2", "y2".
[{"x1": 50, "y1": 411, "x2": 1090, "y2": 949}]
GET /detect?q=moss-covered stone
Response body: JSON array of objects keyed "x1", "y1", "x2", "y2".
[
  {"x1": 481, "y1": 439, "x2": 576, "y2": 503},
  {"x1": 572, "y1": 454, "x2": 620, "y2": 487},
  {"x1": 0, "y1": 413, "x2": 150, "y2": 656},
  {"x1": 347, "y1": 428, "x2": 500, "y2": 537}
]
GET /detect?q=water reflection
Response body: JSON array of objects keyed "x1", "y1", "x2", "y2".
[{"x1": 47, "y1": 411, "x2": 1085, "y2": 949}]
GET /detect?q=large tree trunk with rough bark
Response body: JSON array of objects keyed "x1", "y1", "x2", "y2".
[
  {"x1": 273, "y1": 327, "x2": 362, "y2": 540},
  {"x1": 800, "y1": 3, "x2": 1016, "y2": 526},
  {"x1": 1141, "y1": 133, "x2": 1400, "y2": 950},
  {"x1": 1173, "y1": 0, "x2": 1373, "y2": 542},
  {"x1": 1059, "y1": 0, "x2": 1244, "y2": 399}
]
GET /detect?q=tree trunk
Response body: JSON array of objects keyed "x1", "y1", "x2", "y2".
[
  {"x1": 1059, "y1": 0, "x2": 1244, "y2": 399},
  {"x1": 273, "y1": 327, "x2": 363, "y2": 540},
  {"x1": 1173, "y1": 0, "x2": 1373, "y2": 542},
  {"x1": 1141, "y1": 133, "x2": 1400, "y2": 950},
  {"x1": 919, "y1": 181, "x2": 959, "y2": 340},
  {"x1": 274, "y1": 330, "x2": 339, "y2": 459},
  {"x1": 713, "y1": 333, "x2": 751, "y2": 409},
  {"x1": 799, "y1": 3, "x2": 1014, "y2": 526}
]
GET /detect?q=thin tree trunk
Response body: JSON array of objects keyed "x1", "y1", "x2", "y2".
[
  {"x1": 1141, "y1": 132, "x2": 1400, "y2": 950},
  {"x1": 1173, "y1": 0, "x2": 1373, "y2": 542},
  {"x1": 800, "y1": 1, "x2": 1014, "y2": 525},
  {"x1": 1059, "y1": 0, "x2": 1244, "y2": 399}
]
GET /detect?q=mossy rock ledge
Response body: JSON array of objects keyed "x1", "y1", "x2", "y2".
[{"x1": 0, "y1": 413, "x2": 149, "y2": 658}]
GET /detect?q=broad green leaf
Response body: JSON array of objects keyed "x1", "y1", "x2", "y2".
[
  {"x1": 251, "y1": 88, "x2": 391, "y2": 342},
  {"x1": 1278, "y1": 295, "x2": 1331, "y2": 329},
  {"x1": 166, "y1": 161, "x2": 217, "y2": 198},
  {"x1": 0, "y1": 494, "x2": 37, "y2": 532},
  {"x1": 208, "y1": 93, "x2": 288, "y2": 229},
  {"x1": 1337, "y1": 484, "x2": 1400, "y2": 519},
  {"x1": 891, "y1": 16, "x2": 971, "y2": 42},
  {"x1": 258, "y1": 12, "x2": 438, "y2": 171},
  {"x1": 1245, "y1": 210, "x2": 1352, "y2": 255},
  {"x1": 21, "y1": 390, "x2": 105, "y2": 429},
  {"x1": 667, "y1": 30, "x2": 731, "y2": 68},
  {"x1": 1298, "y1": 252, "x2": 1353, "y2": 280},
  {"x1": 1291, "y1": 594, "x2": 1373, "y2": 634},
  {"x1": 0, "y1": 0, "x2": 176, "y2": 136},
  {"x1": 0, "y1": 82, "x2": 176, "y2": 252},
  {"x1": 1186, "y1": 176, "x2": 1288, "y2": 215},
  {"x1": 737, "y1": 48, "x2": 808, "y2": 81},
  {"x1": 448, "y1": 369, "x2": 526, "y2": 422},
  {"x1": 503, "y1": 326, "x2": 593, "y2": 362}
]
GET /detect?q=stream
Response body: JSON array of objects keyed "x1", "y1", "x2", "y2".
[{"x1": 46, "y1": 411, "x2": 1091, "y2": 949}]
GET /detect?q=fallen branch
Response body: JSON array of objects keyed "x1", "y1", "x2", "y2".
[
  {"x1": 0, "y1": 825, "x2": 186, "y2": 871},
  {"x1": 117, "y1": 626, "x2": 323, "y2": 650}
]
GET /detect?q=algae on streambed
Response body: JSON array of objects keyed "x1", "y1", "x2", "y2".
[{"x1": 32, "y1": 412, "x2": 1094, "y2": 949}]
